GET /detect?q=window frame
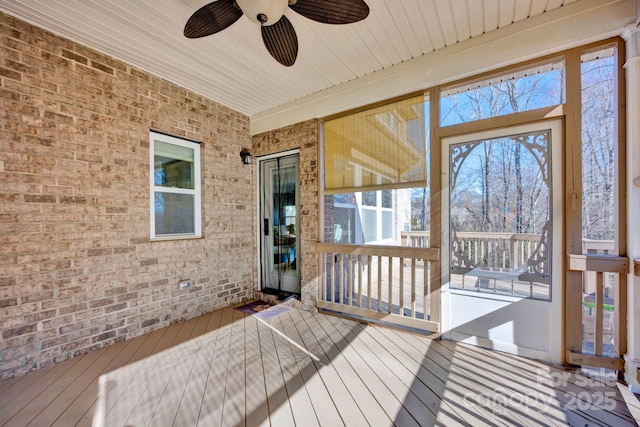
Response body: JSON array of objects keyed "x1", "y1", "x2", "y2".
[{"x1": 149, "y1": 131, "x2": 202, "y2": 240}]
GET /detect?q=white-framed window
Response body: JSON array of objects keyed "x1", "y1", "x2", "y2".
[
  {"x1": 149, "y1": 131, "x2": 202, "y2": 240},
  {"x1": 358, "y1": 188, "x2": 394, "y2": 243}
]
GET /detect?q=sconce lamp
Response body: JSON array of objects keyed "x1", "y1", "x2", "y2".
[{"x1": 240, "y1": 149, "x2": 252, "y2": 165}]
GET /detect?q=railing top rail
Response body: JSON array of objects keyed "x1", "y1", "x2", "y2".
[
  {"x1": 568, "y1": 254, "x2": 628, "y2": 273},
  {"x1": 316, "y1": 243, "x2": 440, "y2": 260},
  {"x1": 401, "y1": 231, "x2": 430, "y2": 237},
  {"x1": 401, "y1": 231, "x2": 542, "y2": 241},
  {"x1": 582, "y1": 239, "x2": 615, "y2": 243}
]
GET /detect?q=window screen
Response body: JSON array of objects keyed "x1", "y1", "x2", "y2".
[{"x1": 323, "y1": 95, "x2": 426, "y2": 194}]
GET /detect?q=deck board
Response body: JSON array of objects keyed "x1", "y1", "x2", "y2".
[
  {"x1": 306, "y1": 310, "x2": 394, "y2": 426},
  {"x1": 0, "y1": 303, "x2": 635, "y2": 426},
  {"x1": 367, "y1": 321, "x2": 510, "y2": 426},
  {"x1": 196, "y1": 305, "x2": 235, "y2": 427},
  {"x1": 441, "y1": 339, "x2": 636, "y2": 426},
  {"x1": 173, "y1": 308, "x2": 223, "y2": 427},
  {"x1": 50, "y1": 334, "x2": 150, "y2": 427},
  {"x1": 290, "y1": 309, "x2": 369, "y2": 425},
  {"x1": 318, "y1": 314, "x2": 421, "y2": 426},
  {"x1": 3, "y1": 339, "x2": 116, "y2": 427},
  {"x1": 278, "y1": 310, "x2": 344, "y2": 426},
  {"x1": 268, "y1": 313, "x2": 320, "y2": 427},
  {"x1": 0, "y1": 353, "x2": 82, "y2": 423}
]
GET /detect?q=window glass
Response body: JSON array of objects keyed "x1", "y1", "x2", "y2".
[
  {"x1": 381, "y1": 190, "x2": 392, "y2": 209},
  {"x1": 334, "y1": 205, "x2": 356, "y2": 244},
  {"x1": 440, "y1": 60, "x2": 564, "y2": 126},
  {"x1": 150, "y1": 131, "x2": 201, "y2": 239},
  {"x1": 362, "y1": 209, "x2": 377, "y2": 243},
  {"x1": 581, "y1": 49, "x2": 616, "y2": 254},
  {"x1": 324, "y1": 187, "x2": 427, "y2": 245},
  {"x1": 381, "y1": 211, "x2": 393, "y2": 240},
  {"x1": 154, "y1": 141, "x2": 194, "y2": 189},
  {"x1": 154, "y1": 193, "x2": 195, "y2": 235},
  {"x1": 362, "y1": 191, "x2": 376, "y2": 207}
]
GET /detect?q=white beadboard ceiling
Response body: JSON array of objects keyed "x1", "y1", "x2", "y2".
[{"x1": 0, "y1": 0, "x2": 593, "y2": 122}]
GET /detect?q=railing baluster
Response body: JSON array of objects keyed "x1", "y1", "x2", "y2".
[
  {"x1": 424, "y1": 260, "x2": 429, "y2": 320},
  {"x1": 411, "y1": 258, "x2": 416, "y2": 318},
  {"x1": 399, "y1": 257, "x2": 404, "y2": 316},
  {"x1": 388, "y1": 257, "x2": 393, "y2": 314},
  {"x1": 347, "y1": 253, "x2": 353, "y2": 306},
  {"x1": 367, "y1": 255, "x2": 372, "y2": 310},
  {"x1": 357, "y1": 255, "x2": 363, "y2": 308},
  {"x1": 595, "y1": 271, "x2": 604, "y2": 356},
  {"x1": 338, "y1": 253, "x2": 343, "y2": 304},
  {"x1": 330, "y1": 252, "x2": 335, "y2": 303},
  {"x1": 377, "y1": 255, "x2": 382, "y2": 312},
  {"x1": 319, "y1": 252, "x2": 326, "y2": 301}
]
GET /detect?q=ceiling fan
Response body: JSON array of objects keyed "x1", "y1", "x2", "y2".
[{"x1": 184, "y1": 0, "x2": 370, "y2": 66}]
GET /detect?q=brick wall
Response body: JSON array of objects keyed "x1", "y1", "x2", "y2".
[
  {"x1": 0, "y1": 13, "x2": 255, "y2": 380},
  {"x1": 252, "y1": 121, "x2": 319, "y2": 311}
]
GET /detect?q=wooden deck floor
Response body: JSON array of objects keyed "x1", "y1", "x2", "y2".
[{"x1": 0, "y1": 303, "x2": 637, "y2": 426}]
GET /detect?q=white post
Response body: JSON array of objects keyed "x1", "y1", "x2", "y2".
[{"x1": 622, "y1": 17, "x2": 640, "y2": 387}]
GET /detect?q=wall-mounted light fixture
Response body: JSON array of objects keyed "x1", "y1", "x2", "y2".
[{"x1": 240, "y1": 149, "x2": 252, "y2": 165}]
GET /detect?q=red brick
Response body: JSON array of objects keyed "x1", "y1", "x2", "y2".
[{"x1": 0, "y1": 11, "x2": 255, "y2": 381}]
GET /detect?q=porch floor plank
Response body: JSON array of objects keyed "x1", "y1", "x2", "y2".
[
  {"x1": 50, "y1": 334, "x2": 151, "y2": 427},
  {"x1": 102, "y1": 321, "x2": 189, "y2": 426},
  {"x1": 172, "y1": 308, "x2": 223, "y2": 427},
  {"x1": 0, "y1": 353, "x2": 83, "y2": 424},
  {"x1": 366, "y1": 320, "x2": 509, "y2": 426},
  {"x1": 442, "y1": 339, "x2": 637, "y2": 426},
  {"x1": 256, "y1": 310, "x2": 297, "y2": 426},
  {"x1": 278, "y1": 310, "x2": 344, "y2": 426},
  {"x1": 333, "y1": 316, "x2": 461, "y2": 426},
  {"x1": 244, "y1": 314, "x2": 271, "y2": 427},
  {"x1": 195, "y1": 305, "x2": 235, "y2": 426},
  {"x1": 303, "y1": 309, "x2": 394, "y2": 426},
  {"x1": 318, "y1": 314, "x2": 422, "y2": 426},
  {"x1": 3, "y1": 337, "x2": 120, "y2": 427},
  {"x1": 0, "y1": 303, "x2": 635, "y2": 426},
  {"x1": 288, "y1": 309, "x2": 369, "y2": 425},
  {"x1": 268, "y1": 312, "x2": 320, "y2": 427}
]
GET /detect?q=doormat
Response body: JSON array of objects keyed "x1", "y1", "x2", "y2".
[{"x1": 235, "y1": 301, "x2": 289, "y2": 320}]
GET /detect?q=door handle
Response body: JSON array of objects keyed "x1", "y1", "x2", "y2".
[{"x1": 264, "y1": 219, "x2": 269, "y2": 236}]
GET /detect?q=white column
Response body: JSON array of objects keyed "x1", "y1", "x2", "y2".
[{"x1": 623, "y1": 19, "x2": 640, "y2": 386}]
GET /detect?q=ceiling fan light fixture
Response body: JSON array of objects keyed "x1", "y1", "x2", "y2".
[{"x1": 236, "y1": 0, "x2": 288, "y2": 26}]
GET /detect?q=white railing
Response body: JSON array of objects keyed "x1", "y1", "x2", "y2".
[
  {"x1": 316, "y1": 243, "x2": 440, "y2": 333},
  {"x1": 402, "y1": 231, "x2": 540, "y2": 269}
]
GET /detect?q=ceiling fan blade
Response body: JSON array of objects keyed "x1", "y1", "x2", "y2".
[
  {"x1": 289, "y1": 0, "x2": 369, "y2": 25},
  {"x1": 184, "y1": 0, "x2": 242, "y2": 38},
  {"x1": 261, "y1": 15, "x2": 298, "y2": 67}
]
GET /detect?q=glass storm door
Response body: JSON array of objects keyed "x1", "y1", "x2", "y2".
[
  {"x1": 260, "y1": 154, "x2": 301, "y2": 296},
  {"x1": 441, "y1": 120, "x2": 563, "y2": 364}
]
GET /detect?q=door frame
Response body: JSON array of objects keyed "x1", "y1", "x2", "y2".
[
  {"x1": 256, "y1": 149, "x2": 301, "y2": 295},
  {"x1": 437, "y1": 118, "x2": 565, "y2": 364}
]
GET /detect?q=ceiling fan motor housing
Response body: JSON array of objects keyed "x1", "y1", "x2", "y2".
[{"x1": 236, "y1": 0, "x2": 288, "y2": 25}]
